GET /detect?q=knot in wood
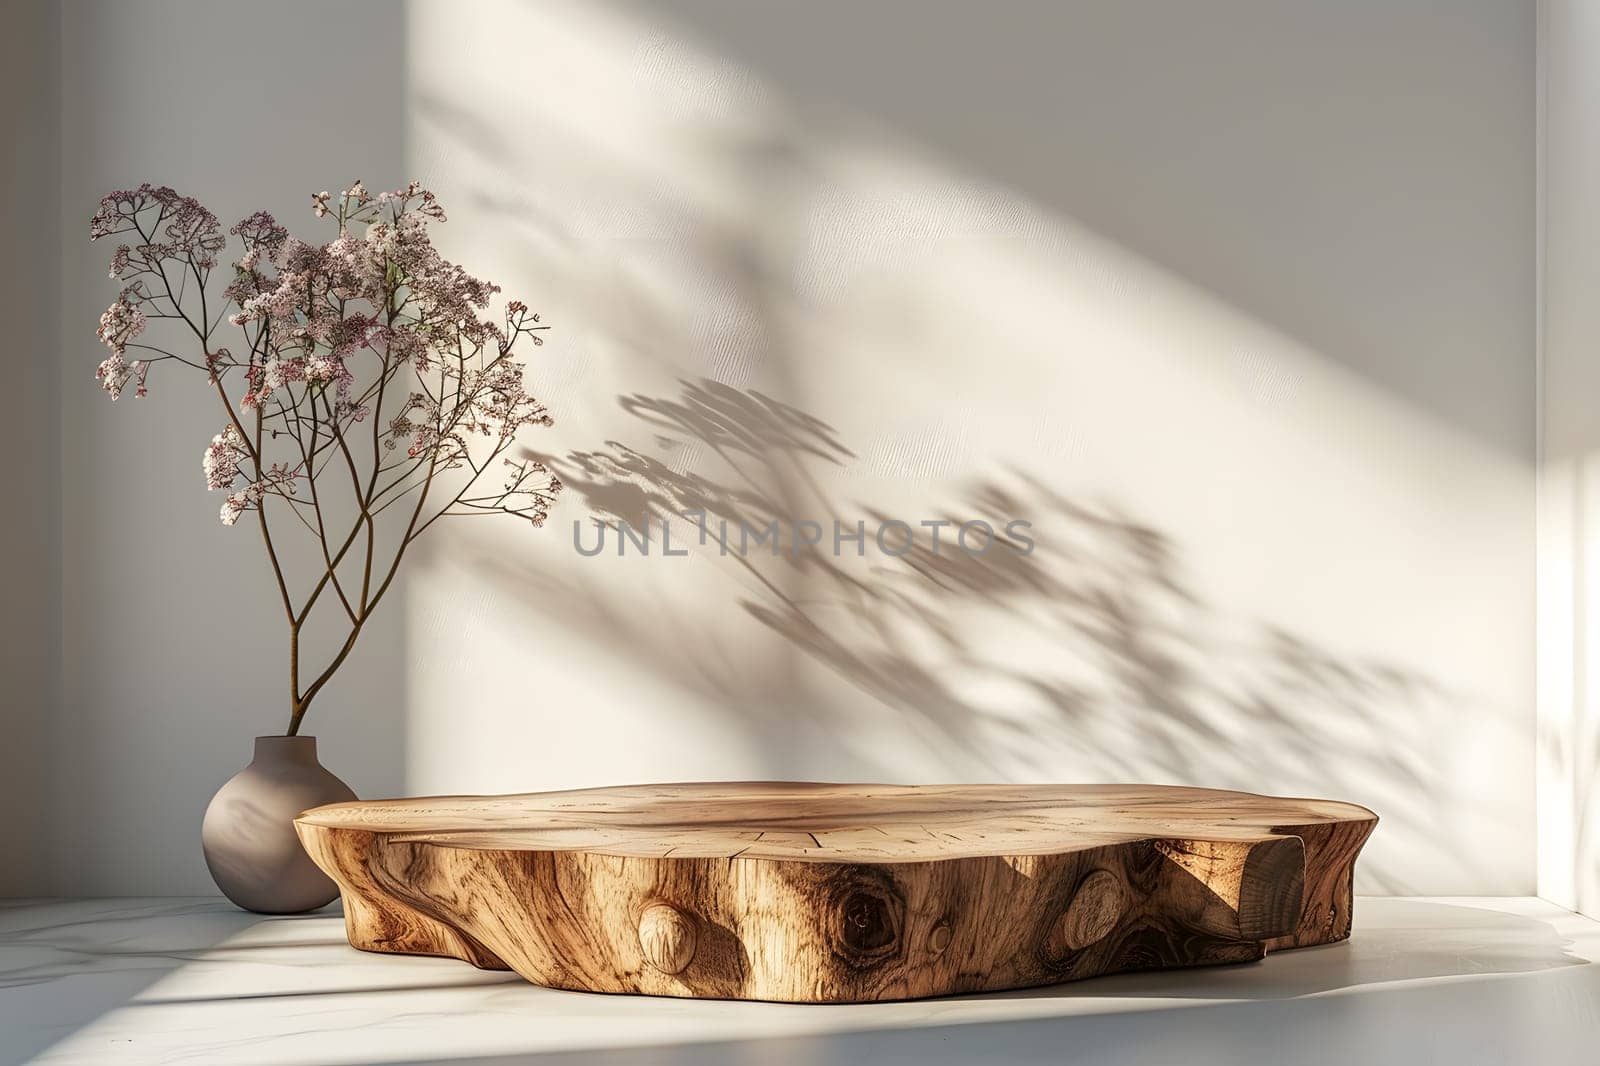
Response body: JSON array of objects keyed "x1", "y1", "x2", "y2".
[
  {"x1": 637, "y1": 901, "x2": 697, "y2": 975},
  {"x1": 1056, "y1": 869, "x2": 1128, "y2": 951},
  {"x1": 829, "y1": 879, "x2": 902, "y2": 963}
]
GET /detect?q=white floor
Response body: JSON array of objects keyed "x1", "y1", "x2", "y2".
[{"x1": 1, "y1": 897, "x2": 1597, "y2": 1065}]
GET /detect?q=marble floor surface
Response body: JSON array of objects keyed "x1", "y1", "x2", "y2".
[{"x1": 1, "y1": 896, "x2": 1597, "y2": 1065}]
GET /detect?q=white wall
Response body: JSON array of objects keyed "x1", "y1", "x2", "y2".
[
  {"x1": 402, "y1": 0, "x2": 1534, "y2": 896},
  {"x1": 1538, "y1": 0, "x2": 1600, "y2": 918},
  {"x1": 21, "y1": 0, "x2": 1534, "y2": 896}
]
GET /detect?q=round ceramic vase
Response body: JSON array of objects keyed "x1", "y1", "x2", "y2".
[{"x1": 201, "y1": 735, "x2": 356, "y2": 914}]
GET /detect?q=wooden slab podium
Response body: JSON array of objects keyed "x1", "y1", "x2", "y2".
[{"x1": 295, "y1": 782, "x2": 1375, "y2": 1003}]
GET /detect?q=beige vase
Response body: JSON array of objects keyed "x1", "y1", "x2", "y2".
[{"x1": 201, "y1": 736, "x2": 356, "y2": 914}]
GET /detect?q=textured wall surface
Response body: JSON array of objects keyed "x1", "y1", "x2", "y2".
[{"x1": 27, "y1": 0, "x2": 1534, "y2": 895}]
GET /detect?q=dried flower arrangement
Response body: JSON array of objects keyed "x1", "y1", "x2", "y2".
[{"x1": 90, "y1": 180, "x2": 562, "y2": 734}]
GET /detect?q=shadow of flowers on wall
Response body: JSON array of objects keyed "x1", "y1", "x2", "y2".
[{"x1": 499, "y1": 378, "x2": 1490, "y2": 893}]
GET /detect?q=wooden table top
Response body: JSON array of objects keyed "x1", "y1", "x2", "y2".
[{"x1": 298, "y1": 781, "x2": 1375, "y2": 863}]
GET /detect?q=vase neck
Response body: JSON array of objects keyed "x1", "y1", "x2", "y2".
[{"x1": 253, "y1": 735, "x2": 320, "y2": 765}]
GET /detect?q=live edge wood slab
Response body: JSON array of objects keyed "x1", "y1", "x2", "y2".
[{"x1": 295, "y1": 782, "x2": 1376, "y2": 1003}]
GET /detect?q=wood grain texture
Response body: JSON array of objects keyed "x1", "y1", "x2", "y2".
[{"x1": 295, "y1": 782, "x2": 1375, "y2": 1002}]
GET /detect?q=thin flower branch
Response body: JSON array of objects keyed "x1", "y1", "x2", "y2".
[{"x1": 90, "y1": 180, "x2": 563, "y2": 734}]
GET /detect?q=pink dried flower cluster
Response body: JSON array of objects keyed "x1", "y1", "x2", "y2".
[
  {"x1": 90, "y1": 180, "x2": 563, "y2": 734},
  {"x1": 203, "y1": 424, "x2": 247, "y2": 490},
  {"x1": 94, "y1": 287, "x2": 150, "y2": 399}
]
